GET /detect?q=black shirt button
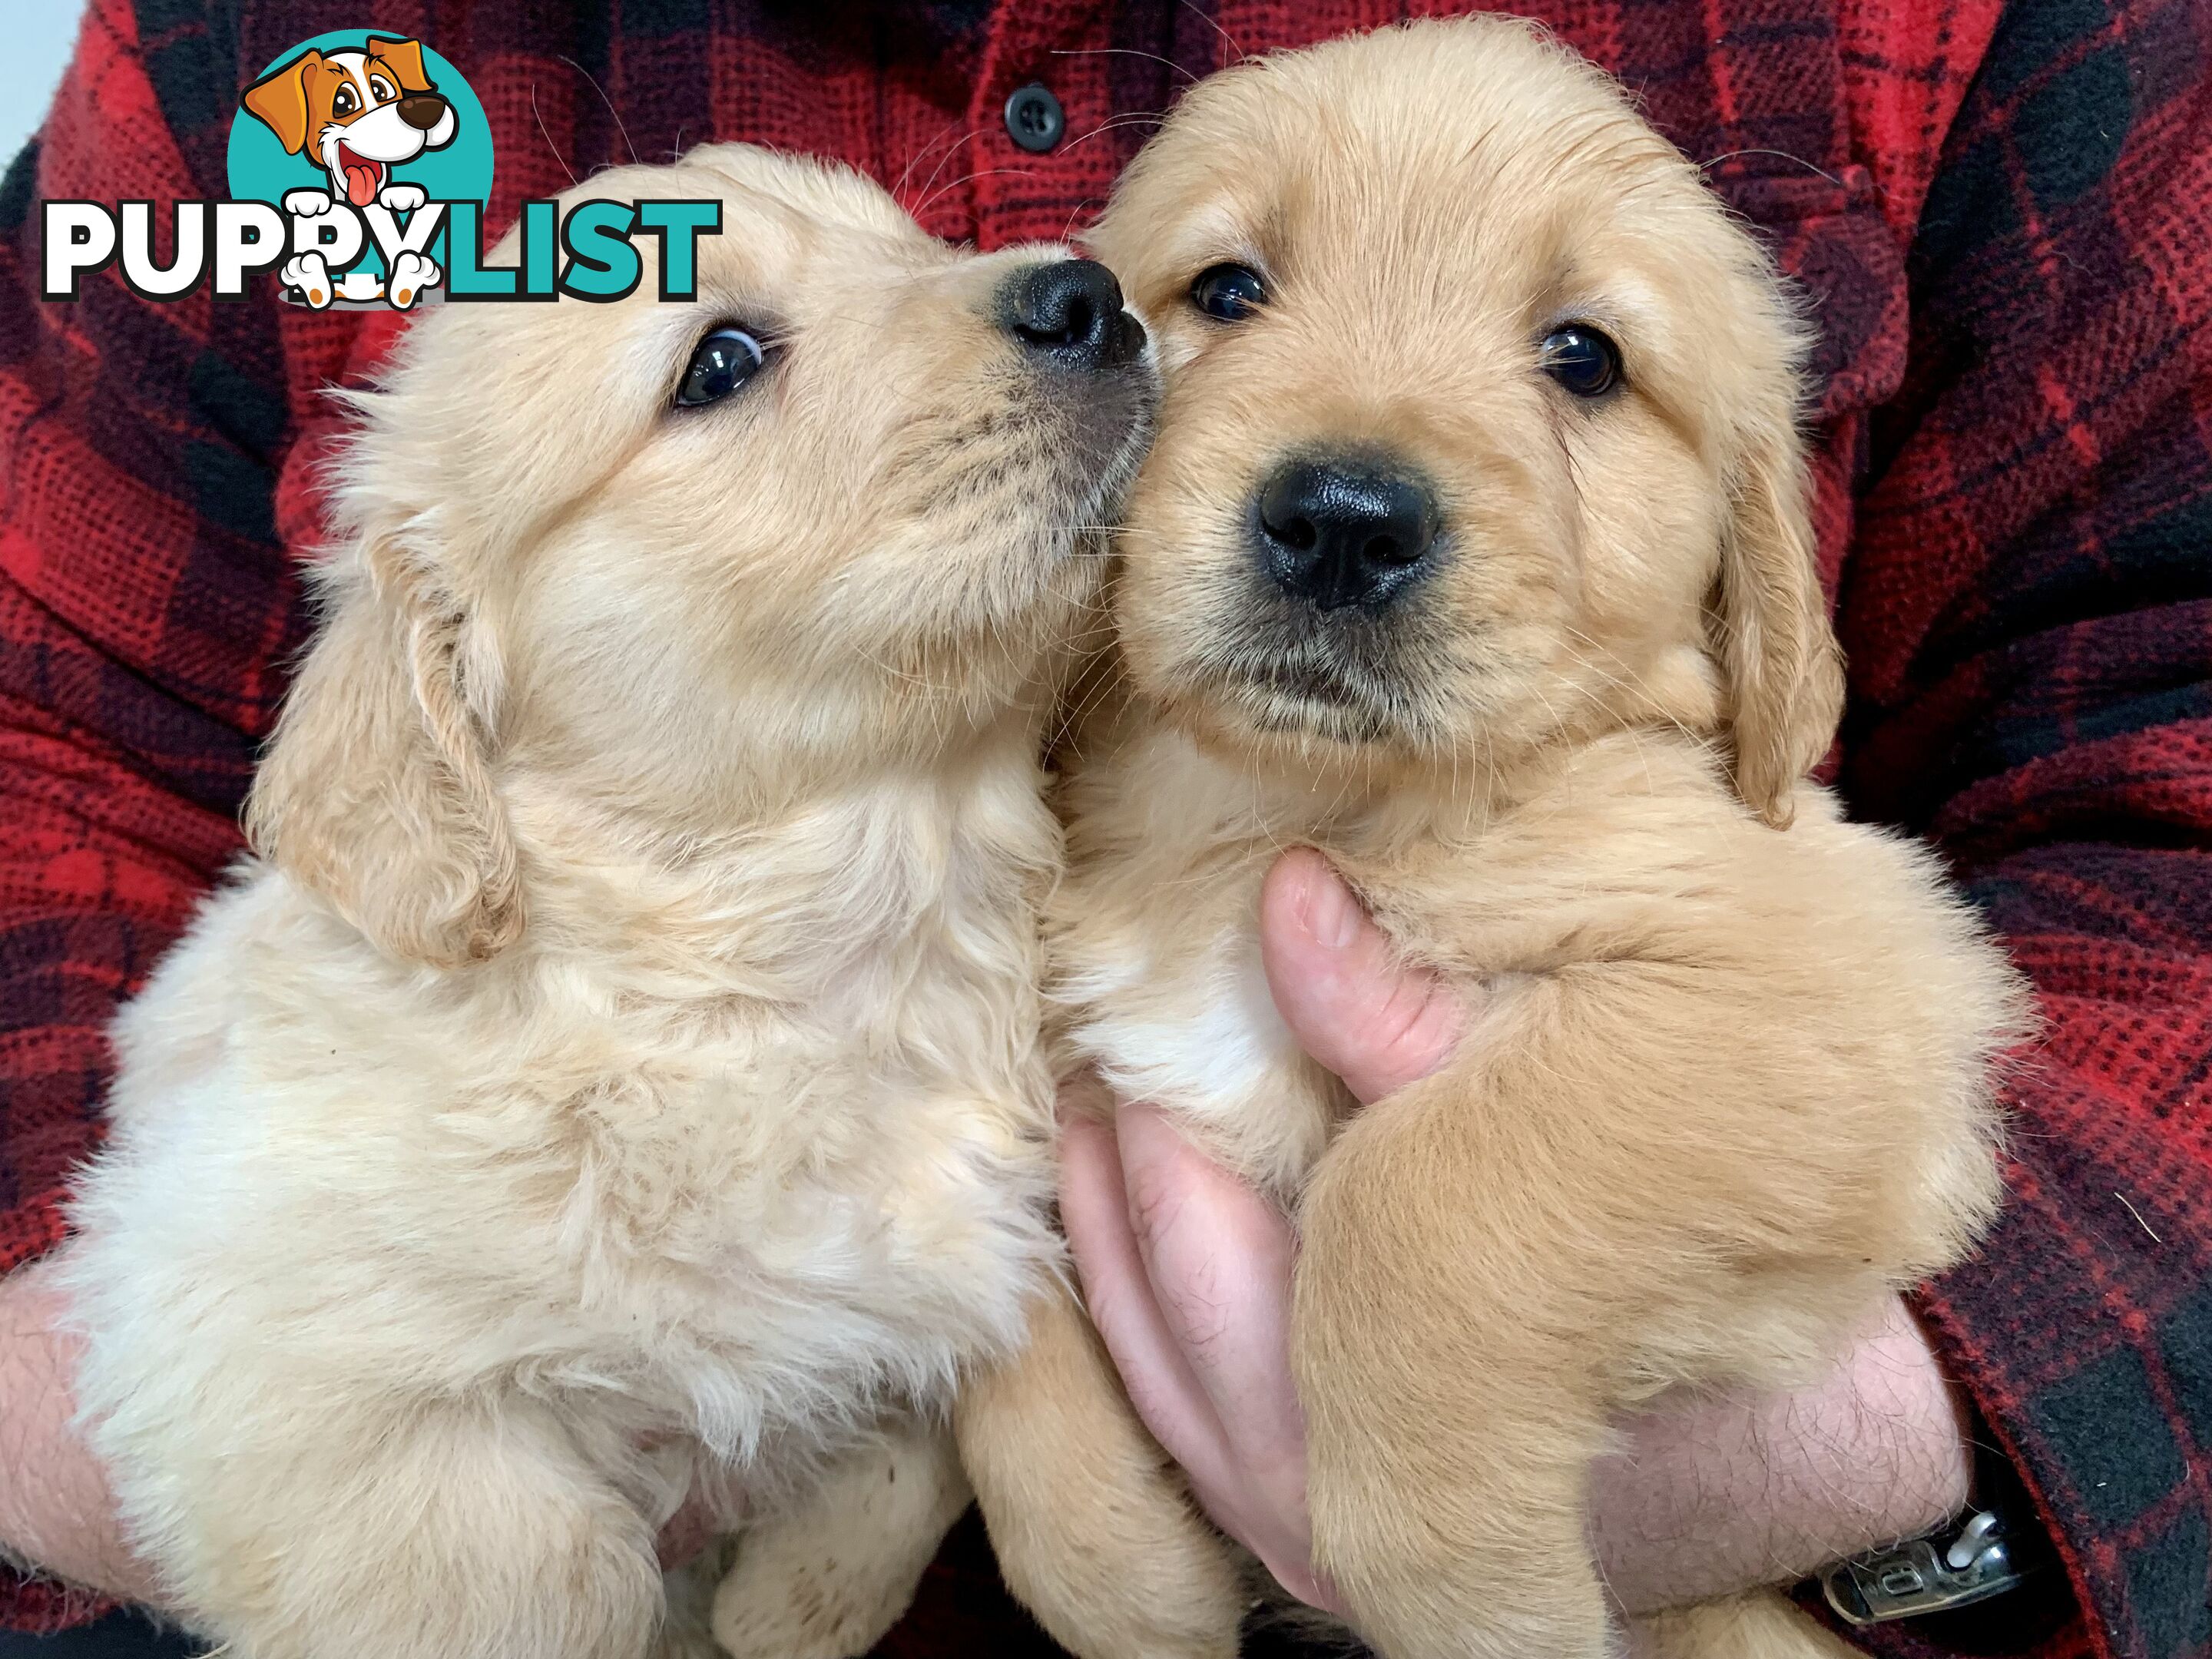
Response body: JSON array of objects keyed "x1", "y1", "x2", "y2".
[{"x1": 1004, "y1": 83, "x2": 1066, "y2": 153}]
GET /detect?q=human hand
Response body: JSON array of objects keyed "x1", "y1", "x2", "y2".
[
  {"x1": 1060, "y1": 847, "x2": 1974, "y2": 1617},
  {"x1": 0, "y1": 1261, "x2": 722, "y2": 1609},
  {"x1": 0, "y1": 1260, "x2": 154, "y2": 1603}
]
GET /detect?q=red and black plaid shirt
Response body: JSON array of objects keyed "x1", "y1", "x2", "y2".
[{"x1": 2, "y1": 0, "x2": 2207, "y2": 1653}]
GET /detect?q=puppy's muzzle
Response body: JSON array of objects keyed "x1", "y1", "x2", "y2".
[
  {"x1": 1253, "y1": 455, "x2": 1438, "y2": 612},
  {"x1": 999, "y1": 260, "x2": 1147, "y2": 374},
  {"x1": 396, "y1": 94, "x2": 450, "y2": 132}
]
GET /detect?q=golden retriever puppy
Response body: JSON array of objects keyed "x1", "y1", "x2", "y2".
[
  {"x1": 955, "y1": 18, "x2": 2028, "y2": 1659},
  {"x1": 58, "y1": 144, "x2": 1154, "y2": 1659}
]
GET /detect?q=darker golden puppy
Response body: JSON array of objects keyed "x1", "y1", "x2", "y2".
[{"x1": 957, "y1": 19, "x2": 2028, "y2": 1659}]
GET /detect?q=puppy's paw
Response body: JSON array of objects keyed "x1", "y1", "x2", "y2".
[
  {"x1": 958, "y1": 1285, "x2": 1245, "y2": 1659},
  {"x1": 386, "y1": 251, "x2": 440, "y2": 310},
  {"x1": 377, "y1": 182, "x2": 429, "y2": 214},
  {"x1": 713, "y1": 1571, "x2": 873, "y2": 1659},
  {"x1": 998, "y1": 1501, "x2": 1244, "y2": 1659},
  {"x1": 711, "y1": 1424, "x2": 966, "y2": 1659},
  {"x1": 280, "y1": 187, "x2": 334, "y2": 220},
  {"x1": 279, "y1": 252, "x2": 332, "y2": 309}
]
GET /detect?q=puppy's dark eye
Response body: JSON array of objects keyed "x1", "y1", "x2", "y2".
[
  {"x1": 1190, "y1": 263, "x2": 1267, "y2": 322},
  {"x1": 1540, "y1": 324, "x2": 1623, "y2": 398},
  {"x1": 674, "y1": 327, "x2": 767, "y2": 409},
  {"x1": 332, "y1": 84, "x2": 359, "y2": 118}
]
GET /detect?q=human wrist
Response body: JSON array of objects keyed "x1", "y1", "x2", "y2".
[{"x1": 1588, "y1": 1296, "x2": 1972, "y2": 1617}]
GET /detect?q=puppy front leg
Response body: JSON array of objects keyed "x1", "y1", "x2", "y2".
[
  {"x1": 1629, "y1": 1590, "x2": 1863, "y2": 1659},
  {"x1": 129, "y1": 1396, "x2": 662, "y2": 1659},
  {"x1": 709, "y1": 1418, "x2": 969, "y2": 1659},
  {"x1": 1293, "y1": 1068, "x2": 1615, "y2": 1659},
  {"x1": 955, "y1": 1278, "x2": 1246, "y2": 1659},
  {"x1": 1293, "y1": 943, "x2": 1960, "y2": 1659}
]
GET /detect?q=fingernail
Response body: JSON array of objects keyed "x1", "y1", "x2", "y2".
[{"x1": 1303, "y1": 863, "x2": 1361, "y2": 949}]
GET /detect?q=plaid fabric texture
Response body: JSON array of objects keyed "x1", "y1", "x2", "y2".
[{"x1": 0, "y1": 0, "x2": 2206, "y2": 1651}]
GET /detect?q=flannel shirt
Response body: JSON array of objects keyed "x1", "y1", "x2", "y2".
[{"x1": 0, "y1": 0, "x2": 2207, "y2": 1653}]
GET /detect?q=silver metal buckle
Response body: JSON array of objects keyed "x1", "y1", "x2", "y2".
[{"x1": 1820, "y1": 1510, "x2": 2025, "y2": 1624}]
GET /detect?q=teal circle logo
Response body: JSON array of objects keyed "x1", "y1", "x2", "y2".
[{"x1": 225, "y1": 31, "x2": 492, "y2": 306}]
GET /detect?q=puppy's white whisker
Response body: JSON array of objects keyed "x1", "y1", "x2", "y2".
[
  {"x1": 1058, "y1": 114, "x2": 1173, "y2": 156},
  {"x1": 896, "y1": 114, "x2": 970, "y2": 201},
  {"x1": 556, "y1": 55, "x2": 639, "y2": 166},
  {"x1": 1174, "y1": 0, "x2": 1248, "y2": 68},
  {"x1": 904, "y1": 126, "x2": 988, "y2": 220},
  {"x1": 910, "y1": 165, "x2": 1039, "y2": 223},
  {"x1": 528, "y1": 83, "x2": 578, "y2": 187},
  {"x1": 1699, "y1": 147, "x2": 1844, "y2": 187},
  {"x1": 1048, "y1": 47, "x2": 1200, "y2": 86}
]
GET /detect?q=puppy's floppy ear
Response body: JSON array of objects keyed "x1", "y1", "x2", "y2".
[
  {"x1": 1713, "y1": 403, "x2": 1845, "y2": 830},
  {"x1": 241, "y1": 51, "x2": 323, "y2": 156},
  {"x1": 245, "y1": 535, "x2": 523, "y2": 967},
  {"x1": 366, "y1": 37, "x2": 434, "y2": 94}
]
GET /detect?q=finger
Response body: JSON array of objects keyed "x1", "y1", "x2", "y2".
[
  {"x1": 1112, "y1": 1106, "x2": 1326, "y2": 1604},
  {"x1": 1259, "y1": 847, "x2": 1465, "y2": 1105},
  {"x1": 1113, "y1": 1105, "x2": 1305, "y2": 1472},
  {"x1": 1058, "y1": 1114, "x2": 1247, "y2": 1510}
]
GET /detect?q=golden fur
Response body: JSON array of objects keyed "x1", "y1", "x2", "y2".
[
  {"x1": 956, "y1": 20, "x2": 2030, "y2": 1658},
  {"x1": 59, "y1": 144, "x2": 1154, "y2": 1659}
]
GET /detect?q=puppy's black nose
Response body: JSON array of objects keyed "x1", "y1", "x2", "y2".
[
  {"x1": 396, "y1": 94, "x2": 449, "y2": 131},
  {"x1": 1002, "y1": 259, "x2": 1145, "y2": 371},
  {"x1": 1255, "y1": 459, "x2": 1439, "y2": 611}
]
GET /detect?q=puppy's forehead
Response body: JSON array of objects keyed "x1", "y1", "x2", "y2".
[
  {"x1": 454, "y1": 149, "x2": 948, "y2": 414},
  {"x1": 454, "y1": 151, "x2": 935, "y2": 381},
  {"x1": 579, "y1": 147, "x2": 939, "y2": 295},
  {"x1": 1118, "y1": 21, "x2": 1695, "y2": 303}
]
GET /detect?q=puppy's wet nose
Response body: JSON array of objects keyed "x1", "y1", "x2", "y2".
[
  {"x1": 396, "y1": 94, "x2": 449, "y2": 131},
  {"x1": 1002, "y1": 259, "x2": 1145, "y2": 371},
  {"x1": 1256, "y1": 459, "x2": 1439, "y2": 612}
]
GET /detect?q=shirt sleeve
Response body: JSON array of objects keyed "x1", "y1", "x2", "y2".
[
  {"x1": 0, "y1": 0, "x2": 368, "y2": 1630},
  {"x1": 1833, "y1": 0, "x2": 2212, "y2": 1654}
]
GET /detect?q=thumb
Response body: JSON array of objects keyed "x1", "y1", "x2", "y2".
[{"x1": 1258, "y1": 848, "x2": 1463, "y2": 1106}]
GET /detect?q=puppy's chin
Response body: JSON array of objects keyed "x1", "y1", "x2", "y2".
[
  {"x1": 1125, "y1": 609, "x2": 1443, "y2": 774},
  {"x1": 1178, "y1": 630, "x2": 1412, "y2": 752},
  {"x1": 1120, "y1": 537, "x2": 1583, "y2": 783}
]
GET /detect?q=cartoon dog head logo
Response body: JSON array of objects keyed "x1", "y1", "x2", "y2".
[
  {"x1": 240, "y1": 37, "x2": 458, "y2": 209},
  {"x1": 223, "y1": 32, "x2": 492, "y2": 310}
]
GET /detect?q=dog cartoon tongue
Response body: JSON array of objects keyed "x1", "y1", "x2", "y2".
[{"x1": 338, "y1": 145, "x2": 382, "y2": 207}]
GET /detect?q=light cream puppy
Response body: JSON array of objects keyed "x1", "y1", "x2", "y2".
[
  {"x1": 58, "y1": 144, "x2": 1154, "y2": 1659},
  {"x1": 957, "y1": 19, "x2": 2029, "y2": 1659}
]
